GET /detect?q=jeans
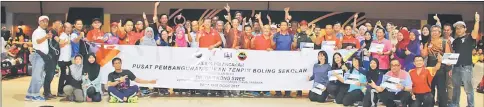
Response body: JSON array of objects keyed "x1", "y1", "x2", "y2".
[
  {"x1": 431, "y1": 65, "x2": 449, "y2": 107},
  {"x1": 26, "y1": 53, "x2": 46, "y2": 96},
  {"x1": 108, "y1": 85, "x2": 139, "y2": 101},
  {"x1": 411, "y1": 92, "x2": 433, "y2": 107},
  {"x1": 57, "y1": 61, "x2": 71, "y2": 94},
  {"x1": 450, "y1": 65, "x2": 474, "y2": 107}
]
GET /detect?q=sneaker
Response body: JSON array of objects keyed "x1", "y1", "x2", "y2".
[
  {"x1": 181, "y1": 92, "x2": 187, "y2": 96},
  {"x1": 175, "y1": 92, "x2": 180, "y2": 96},
  {"x1": 24, "y1": 96, "x2": 32, "y2": 101},
  {"x1": 128, "y1": 93, "x2": 138, "y2": 103},
  {"x1": 57, "y1": 93, "x2": 66, "y2": 97},
  {"x1": 31, "y1": 96, "x2": 46, "y2": 102},
  {"x1": 109, "y1": 96, "x2": 121, "y2": 103},
  {"x1": 264, "y1": 92, "x2": 272, "y2": 97},
  {"x1": 251, "y1": 92, "x2": 260, "y2": 97}
]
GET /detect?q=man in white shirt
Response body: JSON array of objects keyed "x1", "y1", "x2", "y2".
[
  {"x1": 26, "y1": 15, "x2": 51, "y2": 102},
  {"x1": 57, "y1": 22, "x2": 77, "y2": 97}
]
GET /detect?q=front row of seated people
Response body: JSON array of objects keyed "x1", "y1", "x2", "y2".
[{"x1": 308, "y1": 51, "x2": 442, "y2": 107}]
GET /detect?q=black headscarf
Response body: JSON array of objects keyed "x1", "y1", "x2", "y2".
[
  {"x1": 366, "y1": 58, "x2": 380, "y2": 84},
  {"x1": 83, "y1": 53, "x2": 100, "y2": 81},
  {"x1": 363, "y1": 31, "x2": 372, "y2": 50},
  {"x1": 420, "y1": 24, "x2": 432, "y2": 44}
]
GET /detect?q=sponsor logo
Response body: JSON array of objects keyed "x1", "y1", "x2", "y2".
[{"x1": 237, "y1": 52, "x2": 247, "y2": 61}]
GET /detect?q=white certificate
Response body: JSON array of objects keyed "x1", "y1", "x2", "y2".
[
  {"x1": 442, "y1": 53, "x2": 460, "y2": 64},
  {"x1": 369, "y1": 43, "x2": 385, "y2": 53},
  {"x1": 300, "y1": 42, "x2": 315, "y2": 49},
  {"x1": 344, "y1": 74, "x2": 360, "y2": 85},
  {"x1": 381, "y1": 76, "x2": 401, "y2": 91},
  {"x1": 316, "y1": 84, "x2": 326, "y2": 91},
  {"x1": 321, "y1": 41, "x2": 336, "y2": 51},
  {"x1": 329, "y1": 69, "x2": 343, "y2": 81},
  {"x1": 310, "y1": 88, "x2": 323, "y2": 95}
]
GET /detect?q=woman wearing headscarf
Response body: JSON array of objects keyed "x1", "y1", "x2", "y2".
[
  {"x1": 137, "y1": 27, "x2": 158, "y2": 46},
  {"x1": 174, "y1": 25, "x2": 188, "y2": 47},
  {"x1": 360, "y1": 31, "x2": 373, "y2": 70},
  {"x1": 362, "y1": 58, "x2": 383, "y2": 107},
  {"x1": 82, "y1": 53, "x2": 102, "y2": 102},
  {"x1": 396, "y1": 29, "x2": 420, "y2": 71},
  {"x1": 393, "y1": 29, "x2": 410, "y2": 70},
  {"x1": 420, "y1": 25, "x2": 431, "y2": 44},
  {"x1": 60, "y1": 55, "x2": 84, "y2": 102}
]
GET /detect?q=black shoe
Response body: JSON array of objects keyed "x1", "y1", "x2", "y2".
[
  {"x1": 44, "y1": 94, "x2": 56, "y2": 100},
  {"x1": 57, "y1": 93, "x2": 66, "y2": 97}
]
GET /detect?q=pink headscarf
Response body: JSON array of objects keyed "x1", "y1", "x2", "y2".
[{"x1": 175, "y1": 25, "x2": 188, "y2": 47}]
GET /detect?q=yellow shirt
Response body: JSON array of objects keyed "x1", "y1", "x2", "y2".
[{"x1": 472, "y1": 55, "x2": 480, "y2": 64}]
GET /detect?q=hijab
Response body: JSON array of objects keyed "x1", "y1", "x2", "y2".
[
  {"x1": 175, "y1": 25, "x2": 188, "y2": 47},
  {"x1": 363, "y1": 31, "x2": 373, "y2": 50},
  {"x1": 83, "y1": 53, "x2": 100, "y2": 81},
  {"x1": 140, "y1": 27, "x2": 157, "y2": 46},
  {"x1": 420, "y1": 24, "x2": 431, "y2": 44},
  {"x1": 367, "y1": 58, "x2": 380, "y2": 84},
  {"x1": 408, "y1": 29, "x2": 421, "y2": 52},
  {"x1": 71, "y1": 55, "x2": 84, "y2": 81},
  {"x1": 397, "y1": 29, "x2": 410, "y2": 49}
]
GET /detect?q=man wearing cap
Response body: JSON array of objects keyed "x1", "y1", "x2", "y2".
[
  {"x1": 449, "y1": 12, "x2": 480, "y2": 107},
  {"x1": 294, "y1": 20, "x2": 317, "y2": 51},
  {"x1": 87, "y1": 18, "x2": 105, "y2": 43},
  {"x1": 25, "y1": 15, "x2": 51, "y2": 101}
]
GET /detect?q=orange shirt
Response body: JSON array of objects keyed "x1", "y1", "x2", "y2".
[
  {"x1": 252, "y1": 34, "x2": 272, "y2": 50},
  {"x1": 323, "y1": 35, "x2": 341, "y2": 49},
  {"x1": 198, "y1": 29, "x2": 221, "y2": 48},
  {"x1": 87, "y1": 29, "x2": 105, "y2": 43},
  {"x1": 342, "y1": 35, "x2": 361, "y2": 49},
  {"x1": 409, "y1": 68, "x2": 435, "y2": 94},
  {"x1": 117, "y1": 31, "x2": 128, "y2": 45},
  {"x1": 240, "y1": 33, "x2": 253, "y2": 49}
]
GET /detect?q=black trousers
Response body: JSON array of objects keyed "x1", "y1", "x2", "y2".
[
  {"x1": 363, "y1": 88, "x2": 380, "y2": 107},
  {"x1": 275, "y1": 91, "x2": 291, "y2": 97},
  {"x1": 43, "y1": 56, "x2": 56, "y2": 96},
  {"x1": 343, "y1": 89, "x2": 364, "y2": 106},
  {"x1": 431, "y1": 65, "x2": 449, "y2": 107},
  {"x1": 378, "y1": 90, "x2": 412, "y2": 107},
  {"x1": 327, "y1": 82, "x2": 349, "y2": 104},
  {"x1": 57, "y1": 61, "x2": 71, "y2": 94},
  {"x1": 411, "y1": 92, "x2": 433, "y2": 107},
  {"x1": 308, "y1": 89, "x2": 330, "y2": 103}
]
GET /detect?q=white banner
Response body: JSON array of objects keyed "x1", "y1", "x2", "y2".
[
  {"x1": 100, "y1": 46, "x2": 323, "y2": 91},
  {"x1": 99, "y1": 46, "x2": 359, "y2": 91}
]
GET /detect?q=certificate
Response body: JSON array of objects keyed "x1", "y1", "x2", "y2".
[
  {"x1": 321, "y1": 41, "x2": 336, "y2": 51},
  {"x1": 344, "y1": 74, "x2": 360, "y2": 85},
  {"x1": 442, "y1": 53, "x2": 460, "y2": 64},
  {"x1": 310, "y1": 88, "x2": 323, "y2": 95},
  {"x1": 328, "y1": 69, "x2": 343, "y2": 81},
  {"x1": 380, "y1": 76, "x2": 401, "y2": 91},
  {"x1": 300, "y1": 42, "x2": 315, "y2": 49},
  {"x1": 369, "y1": 43, "x2": 384, "y2": 53}
]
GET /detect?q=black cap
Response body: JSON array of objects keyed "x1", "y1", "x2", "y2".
[{"x1": 92, "y1": 18, "x2": 102, "y2": 23}]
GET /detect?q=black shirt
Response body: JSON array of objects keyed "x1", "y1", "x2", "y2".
[
  {"x1": 295, "y1": 32, "x2": 314, "y2": 49},
  {"x1": 452, "y1": 34, "x2": 476, "y2": 66},
  {"x1": 108, "y1": 70, "x2": 137, "y2": 89}
]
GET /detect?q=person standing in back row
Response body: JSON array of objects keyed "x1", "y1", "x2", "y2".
[{"x1": 449, "y1": 12, "x2": 480, "y2": 107}]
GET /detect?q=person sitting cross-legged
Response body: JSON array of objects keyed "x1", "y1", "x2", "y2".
[{"x1": 107, "y1": 58, "x2": 157, "y2": 103}]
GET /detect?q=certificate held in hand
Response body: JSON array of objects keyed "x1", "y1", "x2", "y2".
[
  {"x1": 344, "y1": 74, "x2": 360, "y2": 85},
  {"x1": 328, "y1": 69, "x2": 343, "y2": 81},
  {"x1": 380, "y1": 76, "x2": 401, "y2": 91},
  {"x1": 442, "y1": 53, "x2": 460, "y2": 64},
  {"x1": 369, "y1": 43, "x2": 384, "y2": 53},
  {"x1": 321, "y1": 41, "x2": 336, "y2": 51}
]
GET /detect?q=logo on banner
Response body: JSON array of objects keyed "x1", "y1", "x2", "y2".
[
  {"x1": 224, "y1": 52, "x2": 233, "y2": 60},
  {"x1": 237, "y1": 52, "x2": 247, "y2": 61}
]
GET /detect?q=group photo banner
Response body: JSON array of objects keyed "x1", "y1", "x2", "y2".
[{"x1": 98, "y1": 45, "x2": 358, "y2": 91}]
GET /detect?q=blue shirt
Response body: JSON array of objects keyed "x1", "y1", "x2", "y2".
[
  {"x1": 346, "y1": 69, "x2": 367, "y2": 93},
  {"x1": 310, "y1": 64, "x2": 331, "y2": 87},
  {"x1": 273, "y1": 32, "x2": 294, "y2": 51},
  {"x1": 71, "y1": 30, "x2": 80, "y2": 57}
]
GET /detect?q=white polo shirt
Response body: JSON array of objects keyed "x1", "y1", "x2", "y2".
[
  {"x1": 32, "y1": 26, "x2": 49, "y2": 54},
  {"x1": 58, "y1": 32, "x2": 77, "y2": 61}
]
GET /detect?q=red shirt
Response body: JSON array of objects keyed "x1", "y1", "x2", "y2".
[
  {"x1": 127, "y1": 31, "x2": 144, "y2": 45},
  {"x1": 252, "y1": 34, "x2": 272, "y2": 50},
  {"x1": 409, "y1": 67, "x2": 435, "y2": 94},
  {"x1": 198, "y1": 29, "x2": 221, "y2": 48},
  {"x1": 239, "y1": 33, "x2": 253, "y2": 49},
  {"x1": 87, "y1": 29, "x2": 105, "y2": 43}
]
